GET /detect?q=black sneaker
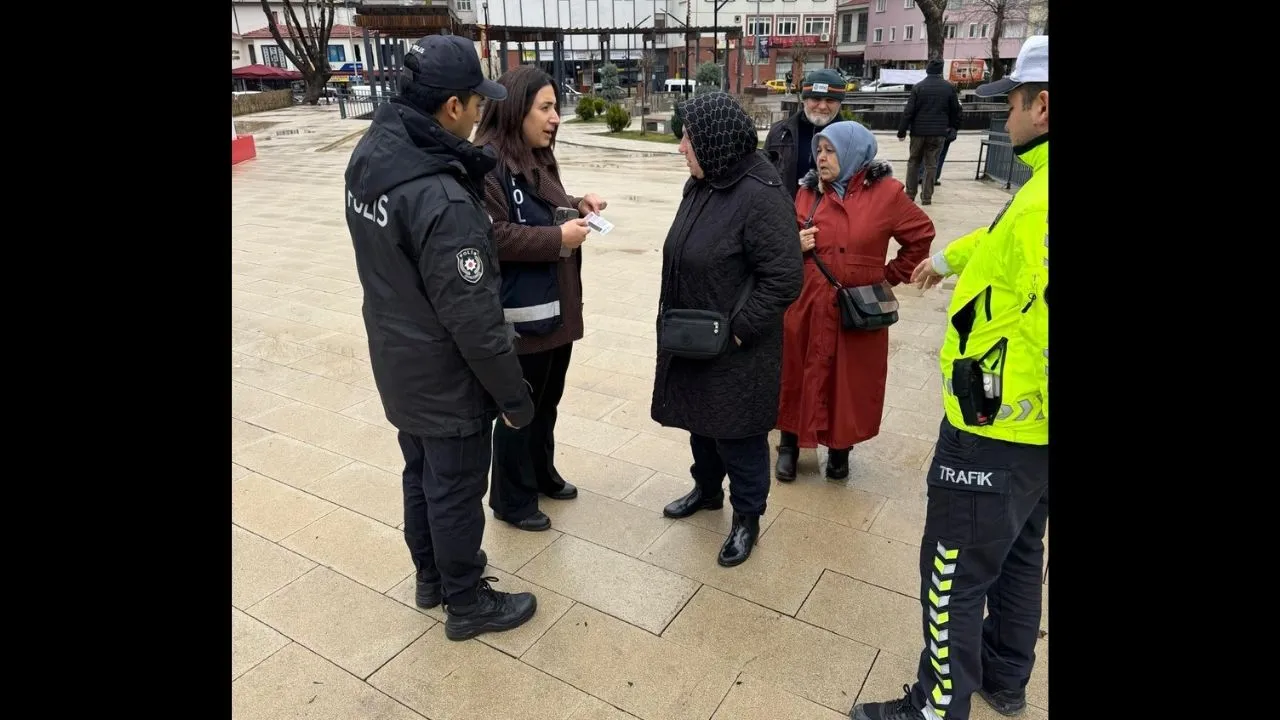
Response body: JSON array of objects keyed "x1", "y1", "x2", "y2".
[
  {"x1": 444, "y1": 576, "x2": 537, "y2": 641},
  {"x1": 977, "y1": 687, "x2": 1027, "y2": 716},
  {"x1": 415, "y1": 549, "x2": 488, "y2": 609},
  {"x1": 850, "y1": 685, "x2": 926, "y2": 720}
]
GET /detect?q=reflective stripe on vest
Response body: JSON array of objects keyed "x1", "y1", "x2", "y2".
[
  {"x1": 944, "y1": 379, "x2": 1046, "y2": 421},
  {"x1": 504, "y1": 300, "x2": 561, "y2": 324}
]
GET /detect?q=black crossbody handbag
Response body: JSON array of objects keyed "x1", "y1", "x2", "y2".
[
  {"x1": 659, "y1": 232, "x2": 756, "y2": 360},
  {"x1": 802, "y1": 194, "x2": 901, "y2": 332}
]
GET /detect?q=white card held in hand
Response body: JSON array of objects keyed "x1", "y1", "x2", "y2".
[{"x1": 584, "y1": 212, "x2": 614, "y2": 235}]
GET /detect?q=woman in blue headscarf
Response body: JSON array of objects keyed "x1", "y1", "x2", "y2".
[{"x1": 774, "y1": 121, "x2": 937, "y2": 482}]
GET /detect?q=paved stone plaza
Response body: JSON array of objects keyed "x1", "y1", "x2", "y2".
[{"x1": 232, "y1": 104, "x2": 1048, "y2": 720}]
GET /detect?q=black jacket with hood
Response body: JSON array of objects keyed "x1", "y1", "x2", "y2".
[{"x1": 344, "y1": 98, "x2": 534, "y2": 438}]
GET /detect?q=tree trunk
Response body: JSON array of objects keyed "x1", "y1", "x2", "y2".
[
  {"x1": 303, "y1": 71, "x2": 328, "y2": 104},
  {"x1": 917, "y1": 0, "x2": 947, "y2": 60},
  {"x1": 989, "y1": 8, "x2": 1007, "y2": 81}
]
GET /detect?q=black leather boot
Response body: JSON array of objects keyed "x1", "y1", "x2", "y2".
[
  {"x1": 416, "y1": 549, "x2": 488, "y2": 609},
  {"x1": 775, "y1": 432, "x2": 798, "y2": 482},
  {"x1": 444, "y1": 576, "x2": 537, "y2": 641},
  {"x1": 717, "y1": 513, "x2": 760, "y2": 567},
  {"x1": 662, "y1": 485, "x2": 724, "y2": 519},
  {"x1": 826, "y1": 448, "x2": 850, "y2": 480}
]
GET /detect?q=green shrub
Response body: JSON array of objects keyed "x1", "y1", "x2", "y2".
[
  {"x1": 670, "y1": 103, "x2": 685, "y2": 140},
  {"x1": 839, "y1": 109, "x2": 866, "y2": 124},
  {"x1": 576, "y1": 100, "x2": 597, "y2": 122},
  {"x1": 592, "y1": 96, "x2": 607, "y2": 113},
  {"x1": 604, "y1": 103, "x2": 632, "y2": 132}
]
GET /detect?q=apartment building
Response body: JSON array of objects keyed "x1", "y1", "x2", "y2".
[{"x1": 863, "y1": 0, "x2": 1044, "y2": 77}]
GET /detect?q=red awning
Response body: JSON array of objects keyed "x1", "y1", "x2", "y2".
[{"x1": 232, "y1": 64, "x2": 302, "y2": 80}]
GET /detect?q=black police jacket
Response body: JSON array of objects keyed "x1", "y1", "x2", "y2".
[{"x1": 343, "y1": 99, "x2": 535, "y2": 437}]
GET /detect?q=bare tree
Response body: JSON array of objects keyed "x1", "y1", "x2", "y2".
[
  {"x1": 638, "y1": 48, "x2": 655, "y2": 135},
  {"x1": 957, "y1": 0, "x2": 1043, "y2": 81},
  {"x1": 916, "y1": 0, "x2": 950, "y2": 61},
  {"x1": 260, "y1": 0, "x2": 337, "y2": 105}
]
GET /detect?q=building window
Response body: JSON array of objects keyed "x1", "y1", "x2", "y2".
[
  {"x1": 968, "y1": 23, "x2": 977, "y2": 38},
  {"x1": 889, "y1": 26, "x2": 896, "y2": 41},
  {"x1": 875, "y1": 0, "x2": 886, "y2": 12},
  {"x1": 804, "y1": 17, "x2": 832, "y2": 36},
  {"x1": 904, "y1": 25, "x2": 913, "y2": 41},
  {"x1": 327, "y1": 45, "x2": 346, "y2": 63},
  {"x1": 839, "y1": 13, "x2": 853, "y2": 43},
  {"x1": 904, "y1": 0, "x2": 914, "y2": 7},
  {"x1": 747, "y1": 16, "x2": 773, "y2": 36},
  {"x1": 262, "y1": 45, "x2": 286, "y2": 68},
  {"x1": 354, "y1": 45, "x2": 361, "y2": 62},
  {"x1": 1004, "y1": 22, "x2": 1025, "y2": 38},
  {"x1": 980, "y1": 23, "x2": 990, "y2": 38},
  {"x1": 456, "y1": 0, "x2": 472, "y2": 10},
  {"x1": 873, "y1": 27, "x2": 883, "y2": 43},
  {"x1": 248, "y1": 45, "x2": 257, "y2": 65},
  {"x1": 944, "y1": 23, "x2": 957, "y2": 39},
  {"x1": 856, "y1": 11, "x2": 868, "y2": 42},
  {"x1": 777, "y1": 16, "x2": 799, "y2": 36}
]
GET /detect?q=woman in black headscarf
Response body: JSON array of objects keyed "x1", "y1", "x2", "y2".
[{"x1": 651, "y1": 92, "x2": 804, "y2": 568}]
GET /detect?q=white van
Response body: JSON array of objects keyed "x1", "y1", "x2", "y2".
[{"x1": 664, "y1": 79, "x2": 696, "y2": 93}]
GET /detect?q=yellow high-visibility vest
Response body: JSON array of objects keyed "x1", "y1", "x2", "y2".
[{"x1": 936, "y1": 137, "x2": 1048, "y2": 445}]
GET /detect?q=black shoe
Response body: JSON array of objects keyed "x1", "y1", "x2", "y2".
[
  {"x1": 717, "y1": 512, "x2": 760, "y2": 567},
  {"x1": 663, "y1": 485, "x2": 724, "y2": 519},
  {"x1": 934, "y1": 179, "x2": 942, "y2": 185},
  {"x1": 921, "y1": 199, "x2": 932, "y2": 206},
  {"x1": 543, "y1": 481, "x2": 578, "y2": 500},
  {"x1": 826, "y1": 448, "x2": 850, "y2": 480},
  {"x1": 496, "y1": 510, "x2": 552, "y2": 532},
  {"x1": 978, "y1": 687, "x2": 1027, "y2": 716},
  {"x1": 415, "y1": 549, "x2": 488, "y2": 609},
  {"x1": 775, "y1": 432, "x2": 798, "y2": 482},
  {"x1": 444, "y1": 576, "x2": 537, "y2": 641},
  {"x1": 850, "y1": 685, "x2": 926, "y2": 720}
]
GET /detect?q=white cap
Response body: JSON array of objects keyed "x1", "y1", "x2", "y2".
[{"x1": 976, "y1": 35, "x2": 1048, "y2": 97}]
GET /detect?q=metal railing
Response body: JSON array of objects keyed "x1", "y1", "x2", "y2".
[
  {"x1": 338, "y1": 93, "x2": 391, "y2": 120},
  {"x1": 977, "y1": 117, "x2": 1033, "y2": 189}
]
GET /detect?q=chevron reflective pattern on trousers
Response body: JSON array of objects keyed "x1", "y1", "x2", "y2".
[
  {"x1": 927, "y1": 541, "x2": 958, "y2": 718},
  {"x1": 944, "y1": 380, "x2": 1045, "y2": 422}
]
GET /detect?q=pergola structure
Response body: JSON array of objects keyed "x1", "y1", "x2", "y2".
[{"x1": 351, "y1": 3, "x2": 743, "y2": 94}]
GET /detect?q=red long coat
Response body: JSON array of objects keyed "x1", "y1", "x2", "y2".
[{"x1": 777, "y1": 161, "x2": 936, "y2": 450}]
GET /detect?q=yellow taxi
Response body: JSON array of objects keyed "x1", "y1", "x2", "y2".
[{"x1": 765, "y1": 79, "x2": 789, "y2": 93}]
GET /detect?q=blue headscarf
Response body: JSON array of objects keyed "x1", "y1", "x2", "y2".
[{"x1": 811, "y1": 121, "x2": 878, "y2": 198}]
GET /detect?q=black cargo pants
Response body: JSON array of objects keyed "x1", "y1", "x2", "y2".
[
  {"x1": 909, "y1": 418, "x2": 1049, "y2": 720},
  {"x1": 399, "y1": 423, "x2": 493, "y2": 608}
]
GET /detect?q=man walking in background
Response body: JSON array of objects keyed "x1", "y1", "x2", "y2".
[{"x1": 897, "y1": 58, "x2": 961, "y2": 205}]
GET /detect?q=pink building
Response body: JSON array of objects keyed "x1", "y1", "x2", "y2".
[{"x1": 863, "y1": 0, "x2": 1042, "y2": 75}]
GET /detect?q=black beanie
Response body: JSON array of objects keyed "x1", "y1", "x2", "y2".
[{"x1": 927, "y1": 58, "x2": 944, "y2": 75}]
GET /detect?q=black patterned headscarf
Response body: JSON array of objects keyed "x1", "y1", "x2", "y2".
[{"x1": 680, "y1": 92, "x2": 759, "y2": 181}]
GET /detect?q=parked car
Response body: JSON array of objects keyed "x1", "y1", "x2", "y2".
[{"x1": 857, "y1": 79, "x2": 905, "y2": 92}]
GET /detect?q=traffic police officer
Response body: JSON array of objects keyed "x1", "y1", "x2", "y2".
[
  {"x1": 851, "y1": 35, "x2": 1049, "y2": 720},
  {"x1": 343, "y1": 34, "x2": 539, "y2": 642}
]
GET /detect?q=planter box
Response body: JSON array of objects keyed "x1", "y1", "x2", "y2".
[{"x1": 232, "y1": 134, "x2": 257, "y2": 165}]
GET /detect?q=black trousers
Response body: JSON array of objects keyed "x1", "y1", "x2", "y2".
[
  {"x1": 489, "y1": 343, "x2": 572, "y2": 521},
  {"x1": 689, "y1": 432, "x2": 770, "y2": 516},
  {"x1": 909, "y1": 418, "x2": 1049, "y2": 720},
  {"x1": 399, "y1": 423, "x2": 493, "y2": 607}
]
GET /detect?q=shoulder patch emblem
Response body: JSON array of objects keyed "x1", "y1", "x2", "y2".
[{"x1": 456, "y1": 248, "x2": 484, "y2": 284}]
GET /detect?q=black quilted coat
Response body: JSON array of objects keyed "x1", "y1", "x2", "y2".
[{"x1": 651, "y1": 92, "x2": 805, "y2": 439}]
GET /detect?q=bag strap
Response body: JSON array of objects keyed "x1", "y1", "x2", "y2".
[{"x1": 802, "y1": 192, "x2": 845, "y2": 291}]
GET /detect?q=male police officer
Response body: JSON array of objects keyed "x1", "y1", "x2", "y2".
[
  {"x1": 851, "y1": 35, "x2": 1048, "y2": 720},
  {"x1": 764, "y1": 68, "x2": 847, "y2": 199},
  {"x1": 344, "y1": 34, "x2": 539, "y2": 642}
]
